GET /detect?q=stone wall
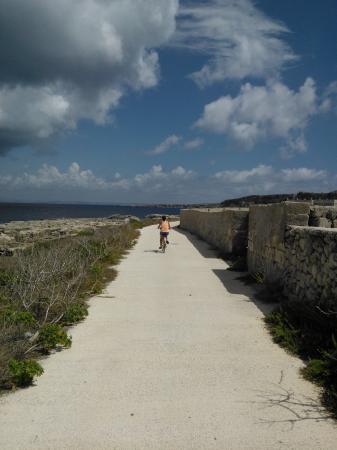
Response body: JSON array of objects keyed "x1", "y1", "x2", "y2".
[
  {"x1": 247, "y1": 202, "x2": 310, "y2": 283},
  {"x1": 309, "y1": 206, "x2": 337, "y2": 228},
  {"x1": 180, "y1": 208, "x2": 249, "y2": 255},
  {"x1": 284, "y1": 226, "x2": 337, "y2": 303},
  {"x1": 180, "y1": 202, "x2": 337, "y2": 305}
]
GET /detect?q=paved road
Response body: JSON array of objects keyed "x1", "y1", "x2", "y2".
[{"x1": 1, "y1": 225, "x2": 337, "y2": 449}]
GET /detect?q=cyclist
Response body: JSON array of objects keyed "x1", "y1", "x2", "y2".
[{"x1": 158, "y1": 215, "x2": 171, "y2": 249}]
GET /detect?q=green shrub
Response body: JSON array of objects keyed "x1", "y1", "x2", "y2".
[
  {"x1": 102, "y1": 249, "x2": 122, "y2": 265},
  {"x1": 77, "y1": 228, "x2": 95, "y2": 236},
  {"x1": 90, "y1": 263, "x2": 103, "y2": 276},
  {"x1": 252, "y1": 271, "x2": 264, "y2": 284},
  {"x1": 302, "y1": 359, "x2": 330, "y2": 385},
  {"x1": 62, "y1": 303, "x2": 88, "y2": 324},
  {"x1": 264, "y1": 310, "x2": 299, "y2": 354},
  {"x1": 8, "y1": 359, "x2": 44, "y2": 387},
  {"x1": 3, "y1": 309, "x2": 37, "y2": 327},
  {"x1": 0, "y1": 270, "x2": 14, "y2": 287},
  {"x1": 38, "y1": 324, "x2": 71, "y2": 352}
]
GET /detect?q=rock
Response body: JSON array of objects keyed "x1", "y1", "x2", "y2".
[
  {"x1": 299, "y1": 239, "x2": 305, "y2": 251},
  {"x1": 107, "y1": 214, "x2": 140, "y2": 221},
  {"x1": 0, "y1": 233, "x2": 14, "y2": 243},
  {"x1": 311, "y1": 264, "x2": 318, "y2": 278}
]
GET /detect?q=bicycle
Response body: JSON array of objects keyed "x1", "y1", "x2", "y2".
[{"x1": 162, "y1": 236, "x2": 167, "y2": 253}]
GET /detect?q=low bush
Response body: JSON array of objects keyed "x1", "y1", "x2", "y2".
[
  {"x1": 302, "y1": 358, "x2": 330, "y2": 385},
  {"x1": 62, "y1": 303, "x2": 88, "y2": 325},
  {"x1": 8, "y1": 359, "x2": 44, "y2": 387},
  {"x1": 264, "y1": 309, "x2": 299, "y2": 354},
  {"x1": 3, "y1": 309, "x2": 37, "y2": 327},
  {"x1": 38, "y1": 323, "x2": 71, "y2": 353}
]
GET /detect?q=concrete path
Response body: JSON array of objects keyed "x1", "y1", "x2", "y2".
[{"x1": 1, "y1": 225, "x2": 337, "y2": 449}]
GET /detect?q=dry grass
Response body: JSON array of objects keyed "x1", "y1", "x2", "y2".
[{"x1": 0, "y1": 222, "x2": 140, "y2": 389}]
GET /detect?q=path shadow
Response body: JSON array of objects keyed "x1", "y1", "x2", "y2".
[
  {"x1": 175, "y1": 227, "x2": 276, "y2": 316},
  {"x1": 250, "y1": 384, "x2": 333, "y2": 429},
  {"x1": 174, "y1": 227, "x2": 218, "y2": 258},
  {"x1": 212, "y1": 269, "x2": 276, "y2": 316}
]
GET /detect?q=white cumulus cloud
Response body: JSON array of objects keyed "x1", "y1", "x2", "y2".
[
  {"x1": 213, "y1": 165, "x2": 328, "y2": 196},
  {"x1": 173, "y1": 0, "x2": 297, "y2": 87},
  {"x1": 281, "y1": 168, "x2": 327, "y2": 182},
  {"x1": 196, "y1": 78, "x2": 317, "y2": 155},
  {"x1": 134, "y1": 164, "x2": 195, "y2": 187},
  {"x1": 1, "y1": 162, "x2": 195, "y2": 193},
  {"x1": 0, "y1": 162, "x2": 333, "y2": 203}
]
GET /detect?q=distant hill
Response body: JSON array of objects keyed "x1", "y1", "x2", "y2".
[{"x1": 221, "y1": 190, "x2": 337, "y2": 207}]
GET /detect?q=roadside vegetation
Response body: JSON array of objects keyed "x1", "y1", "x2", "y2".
[
  {"x1": 265, "y1": 300, "x2": 337, "y2": 418},
  {"x1": 245, "y1": 272, "x2": 337, "y2": 419},
  {"x1": 0, "y1": 221, "x2": 143, "y2": 390},
  {"x1": 227, "y1": 254, "x2": 337, "y2": 418}
]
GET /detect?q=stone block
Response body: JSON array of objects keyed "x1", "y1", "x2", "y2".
[
  {"x1": 284, "y1": 202, "x2": 311, "y2": 215},
  {"x1": 318, "y1": 217, "x2": 331, "y2": 228},
  {"x1": 286, "y1": 214, "x2": 309, "y2": 226}
]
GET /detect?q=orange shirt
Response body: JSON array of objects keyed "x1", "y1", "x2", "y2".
[{"x1": 160, "y1": 220, "x2": 170, "y2": 232}]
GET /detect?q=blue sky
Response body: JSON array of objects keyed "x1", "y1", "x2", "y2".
[{"x1": 0, "y1": 0, "x2": 337, "y2": 203}]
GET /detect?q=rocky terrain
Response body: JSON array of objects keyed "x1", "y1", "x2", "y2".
[
  {"x1": 0, "y1": 213, "x2": 181, "y2": 255},
  {"x1": 0, "y1": 216, "x2": 137, "y2": 255}
]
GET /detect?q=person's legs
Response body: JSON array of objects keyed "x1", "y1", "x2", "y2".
[{"x1": 159, "y1": 234, "x2": 164, "y2": 248}]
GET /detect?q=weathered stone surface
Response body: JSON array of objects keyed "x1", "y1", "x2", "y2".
[
  {"x1": 284, "y1": 225, "x2": 337, "y2": 305},
  {"x1": 247, "y1": 202, "x2": 309, "y2": 283}
]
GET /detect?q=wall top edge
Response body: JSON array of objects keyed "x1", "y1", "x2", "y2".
[
  {"x1": 288, "y1": 225, "x2": 337, "y2": 234},
  {"x1": 180, "y1": 208, "x2": 249, "y2": 212}
]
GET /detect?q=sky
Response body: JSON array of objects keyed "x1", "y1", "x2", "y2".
[{"x1": 0, "y1": 0, "x2": 337, "y2": 204}]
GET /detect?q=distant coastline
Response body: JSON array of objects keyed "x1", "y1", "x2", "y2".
[{"x1": 0, "y1": 203, "x2": 183, "y2": 224}]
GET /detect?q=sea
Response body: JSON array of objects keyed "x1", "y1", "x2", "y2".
[{"x1": 0, "y1": 203, "x2": 181, "y2": 224}]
